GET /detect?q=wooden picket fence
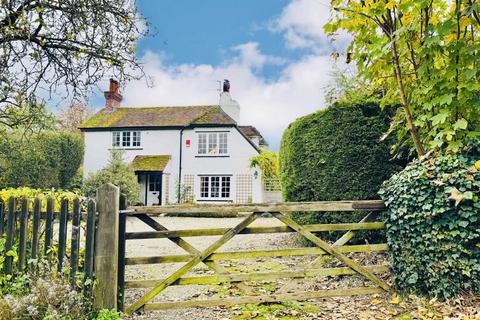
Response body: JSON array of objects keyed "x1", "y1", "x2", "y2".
[
  {"x1": 116, "y1": 200, "x2": 391, "y2": 315},
  {"x1": 0, "y1": 196, "x2": 97, "y2": 285}
]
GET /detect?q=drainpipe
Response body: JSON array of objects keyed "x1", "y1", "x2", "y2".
[{"x1": 177, "y1": 127, "x2": 185, "y2": 203}]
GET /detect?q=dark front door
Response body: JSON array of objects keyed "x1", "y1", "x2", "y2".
[{"x1": 146, "y1": 172, "x2": 162, "y2": 206}]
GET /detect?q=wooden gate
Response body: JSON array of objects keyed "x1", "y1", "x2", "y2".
[{"x1": 118, "y1": 201, "x2": 391, "y2": 315}]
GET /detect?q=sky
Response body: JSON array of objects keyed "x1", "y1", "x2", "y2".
[{"x1": 90, "y1": 0, "x2": 351, "y2": 150}]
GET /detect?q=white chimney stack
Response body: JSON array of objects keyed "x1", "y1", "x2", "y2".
[{"x1": 219, "y1": 79, "x2": 240, "y2": 123}]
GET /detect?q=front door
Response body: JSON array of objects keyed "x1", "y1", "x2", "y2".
[{"x1": 147, "y1": 172, "x2": 162, "y2": 206}]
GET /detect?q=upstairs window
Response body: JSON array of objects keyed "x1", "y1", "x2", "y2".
[
  {"x1": 112, "y1": 131, "x2": 141, "y2": 148},
  {"x1": 197, "y1": 132, "x2": 228, "y2": 155}
]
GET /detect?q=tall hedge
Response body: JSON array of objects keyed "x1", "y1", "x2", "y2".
[
  {"x1": 0, "y1": 131, "x2": 83, "y2": 189},
  {"x1": 279, "y1": 101, "x2": 400, "y2": 240},
  {"x1": 379, "y1": 140, "x2": 480, "y2": 298}
]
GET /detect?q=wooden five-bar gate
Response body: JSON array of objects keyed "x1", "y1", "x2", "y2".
[{"x1": 118, "y1": 200, "x2": 392, "y2": 315}]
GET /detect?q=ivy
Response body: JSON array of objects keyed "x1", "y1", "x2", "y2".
[{"x1": 379, "y1": 139, "x2": 480, "y2": 299}]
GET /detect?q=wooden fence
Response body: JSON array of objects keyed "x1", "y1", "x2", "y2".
[
  {"x1": 0, "y1": 196, "x2": 97, "y2": 285},
  {"x1": 114, "y1": 200, "x2": 391, "y2": 315}
]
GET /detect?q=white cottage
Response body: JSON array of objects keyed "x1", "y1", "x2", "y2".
[{"x1": 81, "y1": 79, "x2": 270, "y2": 206}]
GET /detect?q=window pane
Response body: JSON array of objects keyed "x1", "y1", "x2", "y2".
[
  {"x1": 112, "y1": 132, "x2": 121, "y2": 147},
  {"x1": 132, "y1": 131, "x2": 141, "y2": 147},
  {"x1": 198, "y1": 133, "x2": 207, "y2": 154},
  {"x1": 208, "y1": 133, "x2": 218, "y2": 154},
  {"x1": 221, "y1": 177, "x2": 230, "y2": 198},
  {"x1": 219, "y1": 133, "x2": 228, "y2": 154},
  {"x1": 122, "y1": 131, "x2": 131, "y2": 147},
  {"x1": 210, "y1": 177, "x2": 220, "y2": 197},
  {"x1": 200, "y1": 177, "x2": 209, "y2": 197},
  {"x1": 149, "y1": 174, "x2": 161, "y2": 192}
]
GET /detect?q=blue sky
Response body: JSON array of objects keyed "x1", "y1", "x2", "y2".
[{"x1": 92, "y1": 0, "x2": 349, "y2": 150}]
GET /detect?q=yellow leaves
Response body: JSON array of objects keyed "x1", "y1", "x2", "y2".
[
  {"x1": 402, "y1": 13, "x2": 414, "y2": 25},
  {"x1": 385, "y1": 0, "x2": 396, "y2": 10},
  {"x1": 460, "y1": 16, "x2": 471, "y2": 29},
  {"x1": 475, "y1": 160, "x2": 480, "y2": 170},
  {"x1": 443, "y1": 33, "x2": 457, "y2": 43},
  {"x1": 391, "y1": 296, "x2": 401, "y2": 304},
  {"x1": 447, "y1": 187, "x2": 463, "y2": 206},
  {"x1": 430, "y1": 15, "x2": 440, "y2": 25}
]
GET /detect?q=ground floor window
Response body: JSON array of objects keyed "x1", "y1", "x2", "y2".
[{"x1": 199, "y1": 176, "x2": 231, "y2": 199}]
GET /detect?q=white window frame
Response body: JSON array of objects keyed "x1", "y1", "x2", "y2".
[
  {"x1": 197, "y1": 132, "x2": 228, "y2": 155},
  {"x1": 112, "y1": 131, "x2": 141, "y2": 148},
  {"x1": 199, "y1": 176, "x2": 231, "y2": 200}
]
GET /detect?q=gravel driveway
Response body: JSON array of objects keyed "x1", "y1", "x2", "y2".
[
  {"x1": 123, "y1": 216, "x2": 389, "y2": 320},
  {"x1": 124, "y1": 215, "x2": 298, "y2": 319}
]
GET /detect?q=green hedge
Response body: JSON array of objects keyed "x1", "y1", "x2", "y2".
[
  {"x1": 279, "y1": 101, "x2": 400, "y2": 241},
  {"x1": 379, "y1": 140, "x2": 480, "y2": 298},
  {"x1": 0, "y1": 131, "x2": 83, "y2": 189}
]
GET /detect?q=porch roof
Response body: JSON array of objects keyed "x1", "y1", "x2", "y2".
[{"x1": 131, "y1": 155, "x2": 171, "y2": 172}]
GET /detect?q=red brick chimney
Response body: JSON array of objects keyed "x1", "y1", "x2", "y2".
[{"x1": 104, "y1": 79, "x2": 122, "y2": 111}]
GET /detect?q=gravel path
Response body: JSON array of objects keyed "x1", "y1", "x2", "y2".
[
  {"x1": 124, "y1": 216, "x2": 298, "y2": 319},
  {"x1": 123, "y1": 216, "x2": 389, "y2": 320}
]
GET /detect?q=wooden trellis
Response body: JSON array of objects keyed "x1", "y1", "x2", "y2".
[{"x1": 117, "y1": 201, "x2": 391, "y2": 315}]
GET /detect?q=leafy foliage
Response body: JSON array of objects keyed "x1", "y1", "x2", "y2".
[
  {"x1": 83, "y1": 150, "x2": 140, "y2": 205},
  {"x1": 279, "y1": 101, "x2": 400, "y2": 241},
  {"x1": 0, "y1": 131, "x2": 84, "y2": 189},
  {"x1": 379, "y1": 139, "x2": 480, "y2": 298},
  {"x1": 0, "y1": 259, "x2": 120, "y2": 320},
  {"x1": 0, "y1": 187, "x2": 80, "y2": 211},
  {"x1": 249, "y1": 149, "x2": 279, "y2": 180},
  {"x1": 325, "y1": 0, "x2": 480, "y2": 155},
  {"x1": 0, "y1": 0, "x2": 147, "y2": 131}
]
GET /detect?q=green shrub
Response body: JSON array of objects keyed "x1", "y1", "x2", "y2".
[
  {"x1": 0, "y1": 131, "x2": 83, "y2": 189},
  {"x1": 249, "y1": 149, "x2": 279, "y2": 180},
  {"x1": 94, "y1": 309, "x2": 122, "y2": 320},
  {"x1": 83, "y1": 150, "x2": 140, "y2": 205},
  {"x1": 0, "y1": 187, "x2": 80, "y2": 211},
  {"x1": 279, "y1": 101, "x2": 400, "y2": 242},
  {"x1": 379, "y1": 140, "x2": 480, "y2": 299}
]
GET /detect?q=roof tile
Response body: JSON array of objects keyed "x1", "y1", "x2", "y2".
[{"x1": 80, "y1": 105, "x2": 235, "y2": 129}]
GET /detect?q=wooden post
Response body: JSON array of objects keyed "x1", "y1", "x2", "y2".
[
  {"x1": 3, "y1": 197, "x2": 16, "y2": 275},
  {"x1": 84, "y1": 199, "x2": 96, "y2": 282},
  {"x1": 94, "y1": 183, "x2": 120, "y2": 310},
  {"x1": 57, "y1": 199, "x2": 68, "y2": 273},
  {"x1": 17, "y1": 197, "x2": 29, "y2": 272},
  {"x1": 117, "y1": 193, "x2": 127, "y2": 312}
]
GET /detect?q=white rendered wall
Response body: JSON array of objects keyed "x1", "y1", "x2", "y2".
[{"x1": 83, "y1": 126, "x2": 263, "y2": 204}]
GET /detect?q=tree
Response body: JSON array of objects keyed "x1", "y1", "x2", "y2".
[
  {"x1": 0, "y1": 0, "x2": 148, "y2": 128},
  {"x1": 82, "y1": 150, "x2": 140, "y2": 205},
  {"x1": 57, "y1": 103, "x2": 95, "y2": 133},
  {"x1": 325, "y1": 0, "x2": 480, "y2": 155}
]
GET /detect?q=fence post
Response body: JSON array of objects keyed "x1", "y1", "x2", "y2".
[
  {"x1": 94, "y1": 183, "x2": 120, "y2": 310},
  {"x1": 117, "y1": 193, "x2": 127, "y2": 312}
]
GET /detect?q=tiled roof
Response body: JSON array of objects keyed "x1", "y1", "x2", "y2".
[
  {"x1": 238, "y1": 125, "x2": 268, "y2": 147},
  {"x1": 80, "y1": 105, "x2": 236, "y2": 129},
  {"x1": 131, "y1": 155, "x2": 171, "y2": 172}
]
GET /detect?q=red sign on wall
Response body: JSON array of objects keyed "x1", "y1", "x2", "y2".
[{"x1": 186, "y1": 139, "x2": 191, "y2": 147}]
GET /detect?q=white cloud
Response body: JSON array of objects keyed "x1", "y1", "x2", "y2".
[
  {"x1": 272, "y1": 0, "x2": 350, "y2": 53},
  {"x1": 120, "y1": 44, "x2": 342, "y2": 150}
]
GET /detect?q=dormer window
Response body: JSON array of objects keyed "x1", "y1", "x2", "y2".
[
  {"x1": 197, "y1": 132, "x2": 228, "y2": 155},
  {"x1": 112, "y1": 131, "x2": 141, "y2": 148}
]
